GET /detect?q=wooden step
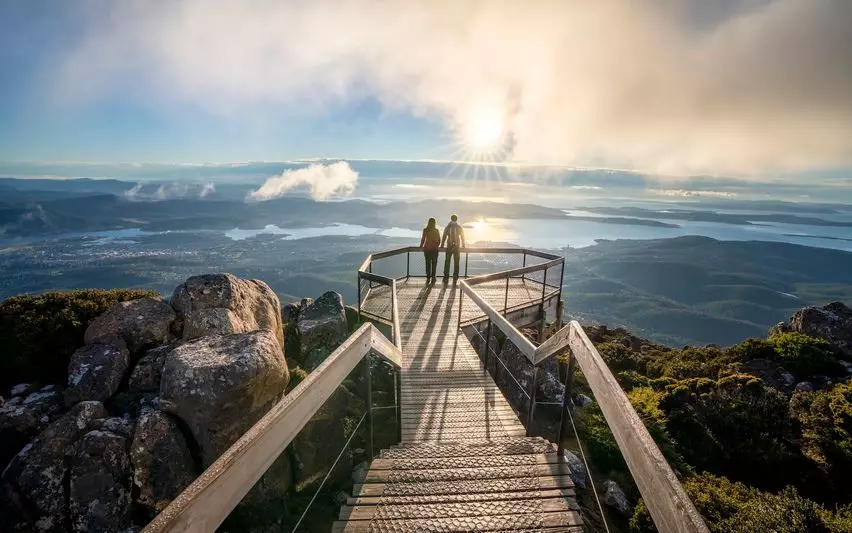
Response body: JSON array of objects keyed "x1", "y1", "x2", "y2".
[
  {"x1": 362, "y1": 462, "x2": 571, "y2": 483},
  {"x1": 332, "y1": 510, "x2": 582, "y2": 532},
  {"x1": 340, "y1": 496, "x2": 576, "y2": 520},
  {"x1": 353, "y1": 474, "x2": 575, "y2": 497},
  {"x1": 347, "y1": 487, "x2": 575, "y2": 506},
  {"x1": 368, "y1": 453, "x2": 561, "y2": 471}
]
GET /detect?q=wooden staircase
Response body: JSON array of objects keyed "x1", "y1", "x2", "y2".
[{"x1": 333, "y1": 437, "x2": 581, "y2": 532}]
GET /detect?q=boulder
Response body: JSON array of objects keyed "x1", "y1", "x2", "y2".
[
  {"x1": 291, "y1": 386, "x2": 360, "y2": 489},
  {"x1": 88, "y1": 416, "x2": 135, "y2": 439},
  {"x1": 65, "y1": 342, "x2": 130, "y2": 406},
  {"x1": 171, "y1": 273, "x2": 284, "y2": 348},
  {"x1": 159, "y1": 331, "x2": 288, "y2": 465},
  {"x1": 602, "y1": 479, "x2": 633, "y2": 517},
  {"x1": 298, "y1": 292, "x2": 348, "y2": 370},
  {"x1": 795, "y1": 382, "x2": 814, "y2": 393},
  {"x1": 560, "y1": 449, "x2": 587, "y2": 489},
  {"x1": 130, "y1": 408, "x2": 197, "y2": 512},
  {"x1": 182, "y1": 308, "x2": 246, "y2": 340},
  {"x1": 128, "y1": 346, "x2": 170, "y2": 392},
  {"x1": 281, "y1": 302, "x2": 300, "y2": 325},
  {"x1": 344, "y1": 305, "x2": 360, "y2": 332},
  {"x1": 574, "y1": 394, "x2": 594, "y2": 408},
  {"x1": 1, "y1": 401, "x2": 107, "y2": 531},
  {"x1": 0, "y1": 385, "x2": 64, "y2": 470},
  {"x1": 772, "y1": 302, "x2": 852, "y2": 355},
  {"x1": 85, "y1": 298, "x2": 176, "y2": 354},
  {"x1": 69, "y1": 430, "x2": 131, "y2": 532}
]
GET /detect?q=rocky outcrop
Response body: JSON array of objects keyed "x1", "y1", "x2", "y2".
[
  {"x1": 171, "y1": 273, "x2": 283, "y2": 348},
  {"x1": 130, "y1": 408, "x2": 197, "y2": 513},
  {"x1": 772, "y1": 302, "x2": 852, "y2": 355},
  {"x1": 159, "y1": 330, "x2": 288, "y2": 465},
  {"x1": 65, "y1": 342, "x2": 130, "y2": 406},
  {"x1": 560, "y1": 449, "x2": 587, "y2": 489},
  {"x1": 1, "y1": 401, "x2": 107, "y2": 531},
  {"x1": 128, "y1": 346, "x2": 170, "y2": 392},
  {"x1": 297, "y1": 292, "x2": 347, "y2": 370},
  {"x1": 0, "y1": 385, "x2": 64, "y2": 470},
  {"x1": 85, "y1": 298, "x2": 176, "y2": 354},
  {"x1": 69, "y1": 430, "x2": 131, "y2": 532}
]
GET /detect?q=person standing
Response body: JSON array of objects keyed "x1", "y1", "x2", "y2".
[
  {"x1": 420, "y1": 217, "x2": 441, "y2": 284},
  {"x1": 441, "y1": 214, "x2": 466, "y2": 284}
]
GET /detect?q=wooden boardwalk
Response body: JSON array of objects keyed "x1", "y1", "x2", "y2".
[{"x1": 335, "y1": 279, "x2": 581, "y2": 532}]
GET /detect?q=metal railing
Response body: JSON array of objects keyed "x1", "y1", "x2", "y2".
[
  {"x1": 143, "y1": 324, "x2": 403, "y2": 533},
  {"x1": 458, "y1": 275, "x2": 709, "y2": 533}
]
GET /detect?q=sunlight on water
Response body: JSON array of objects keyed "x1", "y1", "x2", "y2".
[{"x1": 463, "y1": 218, "x2": 518, "y2": 244}]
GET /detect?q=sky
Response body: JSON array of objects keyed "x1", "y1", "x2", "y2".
[{"x1": 1, "y1": 0, "x2": 851, "y2": 180}]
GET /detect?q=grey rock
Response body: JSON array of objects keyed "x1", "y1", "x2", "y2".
[
  {"x1": 130, "y1": 408, "x2": 197, "y2": 512},
  {"x1": 298, "y1": 292, "x2": 348, "y2": 370},
  {"x1": 65, "y1": 342, "x2": 130, "y2": 406},
  {"x1": 9, "y1": 383, "x2": 35, "y2": 398},
  {"x1": 182, "y1": 308, "x2": 245, "y2": 340},
  {"x1": 0, "y1": 385, "x2": 64, "y2": 469},
  {"x1": 561, "y1": 450, "x2": 587, "y2": 489},
  {"x1": 575, "y1": 394, "x2": 594, "y2": 407},
  {"x1": 840, "y1": 360, "x2": 852, "y2": 375},
  {"x1": 344, "y1": 305, "x2": 360, "y2": 332},
  {"x1": 281, "y1": 302, "x2": 300, "y2": 325},
  {"x1": 772, "y1": 302, "x2": 852, "y2": 355},
  {"x1": 88, "y1": 416, "x2": 135, "y2": 439},
  {"x1": 602, "y1": 479, "x2": 633, "y2": 517},
  {"x1": 128, "y1": 346, "x2": 170, "y2": 392},
  {"x1": 779, "y1": 370, "x2": 796, "y2": 389},
  {"x1": 69, "y1": 430, "x2": 131, "y2": 533},
  {"x1": 794, "y1": 381, "x2": 814, "y2": 393},
  {"x1": 159, "y1": 331, "x2": 288, "y2": 465},
  {"x1": 85, "y1": 298, "x2": 176, "y2": 354},
  {"x1": 2, "y1": 401, "x2": 107, "y2": 531},
  {"x1": 107, "y1": 391, "x2": 159, "y2": 419},
  {"x1": 351, "y1": 461, "x2": 369, "y2": 484},
  {"x1": 171, "y1": 273, "x2": 284, "y2": 348}
]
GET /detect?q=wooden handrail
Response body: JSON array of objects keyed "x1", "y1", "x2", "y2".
[
  {"x1": 143, "y1": 323, "x2": 402, "y2": 533},
  {"x1": 567, "y1": 322, "x2": 708, "y2": 533},
  {"x1": 458, "y1": 279, "x2": 537, "y2": 362}
]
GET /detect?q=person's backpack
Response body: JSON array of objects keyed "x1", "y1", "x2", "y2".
[{"x1": 423, "y1": 228, "x2": 440, "y2": 251}]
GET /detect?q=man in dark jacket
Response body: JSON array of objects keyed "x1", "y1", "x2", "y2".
[{"x1": 441, "y1": 214, "x2": 466, "y2": 284}]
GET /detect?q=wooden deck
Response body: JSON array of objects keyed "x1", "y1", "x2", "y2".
[{"x1": 335, "y1": 279, "x2": 581, "y2": 532}]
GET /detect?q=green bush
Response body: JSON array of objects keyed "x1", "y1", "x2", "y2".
[
  {"x1": 0, "y1": 289, "x2": 159, "y2": 390},
  {"x1": 631, "y1": 474, "x2": 838, "y2": 533},
  {"x1": 773, "y1": 332, "x2": 837, "y2": 379},
  {"x1": 790, "y1": 382, "x2": 852, "y2": 502},
  {"x1": 660, "y1": 374, "x2": 801, "y2": 490},
  {"x1": 598, "y1": 342, "x2": 640, "y2": 372},
  {"x1": 287, "y1": 367, "x2": 309, "y2": 393}
]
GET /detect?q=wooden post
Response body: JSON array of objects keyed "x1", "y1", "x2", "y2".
[
  {"x1": 557, "y1": 351, "x2": 576, "y2": 458},
  {"x1": 406, "y1": 251, "x2": 410, "y2": 279},
  {"x1": 526, "y1": 365, "x2": 539, "y2": 436},
  {"x1": 503, "y1": 276, "x2": 510, "y2": 314},
  {"x1": 394, "y1": 369, "x2": 402, "y2": 443},
  {"x1": 364, "y1": 354, "x2": 374, "y2": 458}
]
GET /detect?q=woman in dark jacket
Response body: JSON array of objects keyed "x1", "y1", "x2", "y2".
[{"x1": 420, "y1": 218, "x2": 441, "y2": 284}]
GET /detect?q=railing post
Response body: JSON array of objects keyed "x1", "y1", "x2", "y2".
[
  {"x1": 526, "y1": 365, "x2": 539, "y2": 436},
  {"x1": 357, "y1": 273, "x2": 362, "y2": 319},
  {"x1": 457, "y1": 287, "x2": 464, "y2": 330},
  {"x1": 503, "y1": 276, "x2": 510, "y2": 314},
  {"x1": 464, "y1": 251, "x2": 469, "y2": 278},
  {"x1": 406, "y1": 251, "x2": 410, "y2": 279},
  {"x1": 364, "y1": 353, "x2": 374, "y2": 458},
  {"x1": 557, "y1": 351, "x2": 576, "y2": 457},
  {"x1": 483, "y1": 319, "x2": 492, "y2": 372},
  {"x1": 394, "y1": 368, "x2": 402, "y2": 443},
  {"x1": 522, "y1": 251, "x2": 527, "y2": 281},
  {"x1": 391, "y1": 287, "x2": 397, "y2": 345}
]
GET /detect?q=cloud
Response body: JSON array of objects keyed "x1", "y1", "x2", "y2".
[
  {"x1": 123, "y1": 181, "x2": 217, "y2": 201},
  {"x1": 57, "y1": 0, "x2": 852, "y2": 174},
  {"x1": 247, "y1": 161, "x2": 358, "y2": 201}
]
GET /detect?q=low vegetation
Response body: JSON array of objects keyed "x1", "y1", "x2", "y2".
[
  {"x1": 0, "y1": 288, "x2": 159, "y2": 390},
  {"x1": 576, "y1": 328, "x2": 852, "y2": 531}
]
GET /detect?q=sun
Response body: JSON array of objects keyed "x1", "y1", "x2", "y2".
[{"x1": 462, "y1": 108, "x2": 505, "y2": 151}]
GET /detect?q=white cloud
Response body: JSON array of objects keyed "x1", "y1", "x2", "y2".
[
  {"x1": 199, "y1": 182, "x2": 216, "y2": 197},
  {"x1": 57, "y1": 0, "x2": 852, "y2": 174},
  {"x1": 247, "y1": 161, "x2": 358, "y2": 201},
  {"x1": 123, "y1": 181, "x2": 216, "y2": 201}
]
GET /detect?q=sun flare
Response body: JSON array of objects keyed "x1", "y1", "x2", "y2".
[{"x1": 466, "y1": 114, "x2": 504, "y2": 150}]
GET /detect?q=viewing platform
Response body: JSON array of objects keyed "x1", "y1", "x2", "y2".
[{"x1": 145, "y1": 247, "x2": 707, "y2": 533}]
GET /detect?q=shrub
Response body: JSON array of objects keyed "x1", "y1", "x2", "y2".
[
  {"x1": 631, "y1": 474, "x2": 836, "y2": 533},
  {"x1": 773, "y1": 332, "x2": 837, "y2": 379},
  {"x1": 0, "y1": 288, "x2": 159, "y2": 390},
  {"x1": 659, "y1": 374, "x2": 801, "y2": 490},
  {"x1": 598, "y1": 342, "x2": 640, "y2": 372},
  {"x1": 287, "y1": 367, "x2": 309, "y2": 393}
]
